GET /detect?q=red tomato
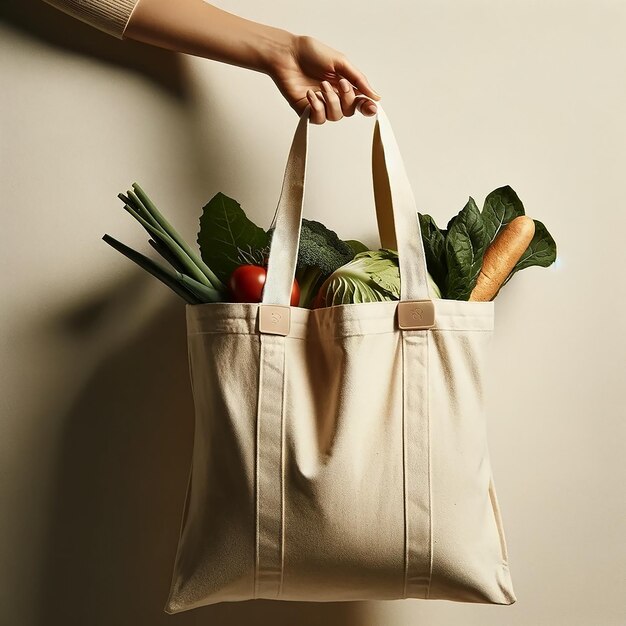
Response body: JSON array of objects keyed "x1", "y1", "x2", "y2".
[{"x1": 229, "y1": 265, "x2": 300, "y2": 306}]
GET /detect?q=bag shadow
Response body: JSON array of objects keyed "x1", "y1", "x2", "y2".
[{"x1": 37, "y1": 282, "x2": 368, "y2": 626}]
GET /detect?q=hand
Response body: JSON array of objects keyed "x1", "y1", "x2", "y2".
[{"x1": 267, "y1": 35, "x2": 382, "y2": 124}]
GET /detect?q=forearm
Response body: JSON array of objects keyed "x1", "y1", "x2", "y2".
[
  {"x1": 41, "y1": 0, "x2": 138, "y2": 38},
  {"x1": 123, "y1": 0, "x2": 297, "y2": 74}
]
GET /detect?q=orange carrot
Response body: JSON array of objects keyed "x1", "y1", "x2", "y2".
[{"x1": 470, "y1": 216, "x2": 535, "y2": 301}]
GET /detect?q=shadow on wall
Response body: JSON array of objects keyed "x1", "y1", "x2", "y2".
[
  {"x1": 0, "y1": 2, "x2": 367, "y2": 625},
  {"x1": 0, "y1": 0, "x2": 187, "y2": 98},
  {"x1": 37, "y1": 281, "x2": 368, "y2": 626}
]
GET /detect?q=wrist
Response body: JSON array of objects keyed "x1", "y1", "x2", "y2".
[{"x1": 256, "y1": 27, "x2": 298, "y2": 75}]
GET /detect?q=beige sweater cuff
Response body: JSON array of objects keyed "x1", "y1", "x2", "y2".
[{"x1": 43, "y1": 0, "x2": 139, "y2": 39}]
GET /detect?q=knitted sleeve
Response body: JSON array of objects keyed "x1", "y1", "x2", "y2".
[{"x1": 42, "y1": 0, "x2": 140, "y2": 39}]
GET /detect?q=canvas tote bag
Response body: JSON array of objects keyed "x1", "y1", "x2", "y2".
[{"x1": 165, "y1": 101, "x2": 516, "y2": 613}]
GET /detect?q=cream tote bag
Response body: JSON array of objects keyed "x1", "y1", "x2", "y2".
[{"x1": 165, "y1": 101, "x2": 516, "y2": 613}]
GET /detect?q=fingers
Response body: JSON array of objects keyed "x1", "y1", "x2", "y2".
[
  {"x1": 355, "y1": 97, "x2": 378, "y2": 117},
  {"x1": 335, "y1": 79, "x2": 377, "y2": 117},
  {"x1": 306, "y1": 76, "x2": 379, "y2": 124},
  {"x1": 306, "y1": 82, "x2": 345, "y2": 124},
  {"x1": 337, "y1": 78, "x2": 358, "y2": 117},
  {"x1": 334, "y1": 56, "x2": 381, "y2": 102},
  {"x1": 306, "y1": 89, "x2": 326, "y2": 125},
  {"x1": 320, "y1": 81, "x2": 344, "y2": 121}
]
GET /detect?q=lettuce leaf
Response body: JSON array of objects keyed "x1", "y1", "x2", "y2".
[
  {"x1": 418, "y1": 213, "x2": 447, "y2": 292},
  {"x1": 444, "y1": 197, "x2": 488, "y2": 300},
  {"x1": 502, "y1": 219, "x2": 557, "y2": 287},
  {"x1": 482, "y1": 185, "x2": 525, "y2": 244},
  {"x1": 197, "y1": 192, "x2": 269, "y2": 283}
]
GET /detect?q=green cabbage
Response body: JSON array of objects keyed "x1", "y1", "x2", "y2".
[{"x1": 317, "y1": 249, "x2": 441, "y2": 306}]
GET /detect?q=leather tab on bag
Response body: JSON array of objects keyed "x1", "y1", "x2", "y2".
[
  {"x1": 258, "y1": 305, "x2": 291, "y2": 336},
  {"x1": 397, "y1": 300, "x2": 436, "y2": 330}
]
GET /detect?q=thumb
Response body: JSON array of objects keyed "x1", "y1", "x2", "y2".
[{"x1": 335, "y1": 57, "x2": 382, "y2": 101}]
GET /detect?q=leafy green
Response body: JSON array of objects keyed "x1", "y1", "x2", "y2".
[
  {"x1": 480, "y1": 187, "x2": 557, "y2": 292},
  {"x1": 344, "y1": 239, "x2": 369, "y2": 255},
  {"x1": 268, "y1": 219, "x2": 356, "y2": 307},
  {"x1": 198, "y1": 192, "x2": 269, "y2": 283},
  {"x1": 481, "y1": 185, "x2": 525, "y2": 244},
  {"x1": 444, "y1": 197, "x2": 488, "y2": 300},
  {"x1": 416, "y1": 187, "x2": 556, "y2": 300},
  {"x1": 106, "y1": 180, "x2": 556, "y2": 308},
  {"x1": 318, "y1": 249, "x2": 441, "y2": 306},
  {"x1": 318, "y1": 249, "x2": 399, "y2": 305},
  {"x1": 502, "y1": 219, "x2": 557, "y2": 287},
  {"x1": 418, "y1": 213, "x2": 447, "y2": 292}
]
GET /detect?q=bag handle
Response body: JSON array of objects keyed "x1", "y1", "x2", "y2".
[{"x1": 261, "y1": 99, "x2": 431, "y2": 306}]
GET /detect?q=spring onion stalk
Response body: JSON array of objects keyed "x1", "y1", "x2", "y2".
[
  {"x1": 122, "y1": 204, "x2": 212, "y2": 287},
  {"x1": 178, "y1": 274, "x2": 222, "y2": 302},
  {"x1": 103, "y1": 234, "x2": 201, "y2": 304},
  {"x1": 121, "y1": 193, "x2": 197, "y2": 276},
  {"x1": 148, "y1": 238, "x2": 188, "y2": 273},
  {"x1": 132, "y1": 183, "x2": 225, "y2": 292},
  {"x1": 120, "y1": 191, "x2": 210, "y2": 285},
  {"x1": 120, "y1": 193, "x2": 166, "y2": 247},
  {"x1": 119, "y1": 192, "x2": 161, "y2": 233}
]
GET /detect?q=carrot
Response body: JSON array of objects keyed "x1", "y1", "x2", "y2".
[{"x1": 469, "y1": 216, "x2": 535, "y2": 301}]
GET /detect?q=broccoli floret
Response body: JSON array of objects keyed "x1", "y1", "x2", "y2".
[
  {"x1": 266, "y1": 219, "x2": 357, "y2": 307},
  {"x1": 295, "y1": 219, "x2": 356, "y2": 307},
  {"x1": 296, "y1": 219, "x2": 353, "y2": 272}
]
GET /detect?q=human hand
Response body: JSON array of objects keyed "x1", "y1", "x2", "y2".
[{"x1": 267, "y1": 35, "x2": 381, "y2": 124}]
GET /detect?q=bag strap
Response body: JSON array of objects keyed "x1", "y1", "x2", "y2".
[{"x1": 262, "y1": 99, "x2": 430, "y2": 306}]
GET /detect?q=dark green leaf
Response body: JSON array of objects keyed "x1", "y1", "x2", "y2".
[
  {"x1": 344, "y1": 239, "x2": 369, "y2": 256},
  {"x1": 446, "y1": 215, "x2": 458, "y2": 232},
  {"x1": 198, "y1": 192, "x2": 269, "y2": 283},
  {"x1": 482, "y1": 185, "x2": 525, "y2": 244},
  {"x1": 418, "y1": 213, "x2": 447, "y2": 290},
  {"x1": 502, "y1": 219, "x2": 557, "y2": 287},
  {"x1": 445, "y1": 197, "x2": 488, "y2": 300}
]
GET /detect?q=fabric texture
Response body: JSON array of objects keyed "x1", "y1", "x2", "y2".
[
  {"x1": 165, "y1": 101, "x2": 516, "y2": 612},
  {"x1": 42, "y1": 0, "x2": 138, "y2": 38}
]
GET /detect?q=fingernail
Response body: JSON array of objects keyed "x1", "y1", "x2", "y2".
[
  {"x1": 339, "y1": 79, "x2": 351, "y2": 93},
  {"x1": 366, "y1": 103, "x2": 377, "y2": 114}
]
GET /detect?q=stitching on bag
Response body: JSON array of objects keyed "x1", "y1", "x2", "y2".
[
  {"x1": 425, "y1": 331, "x2": 434, "y2": 599},
  {"x1": 401, "y1": 332, "x2": 409, "y2": 599},
  {"x1": 278, "y1": 341, "x2": 287, "y2": 597},
  {"x1": 187, "y1": 327, "x2": 493, "y2": 339},
  {"x1": 253, "y1": 337, "x2": 264, "y2": 598}
]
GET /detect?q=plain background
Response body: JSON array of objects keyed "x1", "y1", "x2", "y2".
[{"x1": 1, "y1": 0, "x2": 625, "y2": 624}]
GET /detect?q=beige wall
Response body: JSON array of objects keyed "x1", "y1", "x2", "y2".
[{"x1": 1, "y1": 0, "x2": 625, "y2": 624}]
